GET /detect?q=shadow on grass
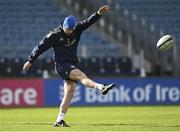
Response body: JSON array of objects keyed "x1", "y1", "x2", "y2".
[
  {"x1": 71, "y1": 123, "x2": 180, "y2": 128},
  {"x1": 2, "y1": 122, "x2": 52, "y2": 125},
  {"x1": 3, "y1": 122, "x2": 180, "y2": 128}
]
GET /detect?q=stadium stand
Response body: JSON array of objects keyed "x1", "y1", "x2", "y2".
[
  {"x1": 0, "y1": 0, "x2": 140, "y2": 77},
  {"x1": 0, "y1": 0, "x2": 124, "y2": 58},
  {"x1": 113, "y1": 0, "x2": 180, "y2": 75},
  {"x1": 74, "y1": 0, "x2": 180, "y2": 75},
  {"x1": 1, "y1": 0, "x2": 179, "y2": 77},
  {"x1": 113, "y1": 0, "x2": 180, "y2": 46},
  {"x1": 0, "y1": 56, "x2": 140, "y2": 77}
]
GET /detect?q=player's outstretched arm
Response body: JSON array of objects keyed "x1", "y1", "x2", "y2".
[
  {"x1": 78, "y1": 5, "x2": 110, "y2": 31},
  {"x1": 22, "y1": 33, "x2": 56, "y2": 71}
]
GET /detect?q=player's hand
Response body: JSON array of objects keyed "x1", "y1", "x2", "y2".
[
  {"x1": 23, "y1": 61, "x2": 32, "y2": 71},
  {"x1": 97, "y1": 5, "x2": 110, "y2": 15}
]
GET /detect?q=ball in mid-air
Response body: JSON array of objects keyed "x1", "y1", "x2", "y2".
[{"x1": 157, "y1": 35, "x2": 174, "y2": 51}]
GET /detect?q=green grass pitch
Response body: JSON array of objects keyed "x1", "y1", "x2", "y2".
[{"x1": 0, "y1": 106, "x2": 180, "y2": 131}]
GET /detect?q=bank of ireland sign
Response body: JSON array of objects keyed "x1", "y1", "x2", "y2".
[
  {"x1": 84, "y1": 78, "x2": 180, "y2": 105},
  {"x1": 85, "y1": 83, "x2": 180, "y2": 105},
  {"x1": 44, "y1": 78, "x2": 180, "y2": 106}
]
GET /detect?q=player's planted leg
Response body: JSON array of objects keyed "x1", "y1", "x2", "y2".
[{"x1": 54, "y1": 80, "x2": 76, "y2": 127}]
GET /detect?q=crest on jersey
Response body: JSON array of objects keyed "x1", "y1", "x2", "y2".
[{"x1": 65, "y1": 39, "x2": 76, "y2": 46}]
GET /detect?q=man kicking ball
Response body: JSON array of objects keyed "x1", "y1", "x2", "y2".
[{"x1": 23, "y1": 5, "x2": 115, "y2": 127}]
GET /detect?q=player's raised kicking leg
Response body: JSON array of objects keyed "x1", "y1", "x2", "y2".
[{"x1": 69, "y1": 69, "x2": 115, "y2": 95}]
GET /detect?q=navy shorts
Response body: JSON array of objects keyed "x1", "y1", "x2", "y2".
[{"x1": 55, "y1": 62, "x2": 77, "y2": 80}]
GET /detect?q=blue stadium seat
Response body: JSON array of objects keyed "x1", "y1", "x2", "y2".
[
  {"x1": 102, "y1": 56, "x2": 116, "y2": 74},
  {"x1": 117, "y1": 57, "x2": 133, "y2": 73},
  {"x1": 87, "y1": 57, "x2": 102, "y2": 75},
  {"x1": 0, "y1": 57, "x2": 11, "y2": 76}
]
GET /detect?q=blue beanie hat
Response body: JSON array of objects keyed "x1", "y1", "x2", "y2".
[{"x1": 63, "y1": 15, "x2": 77, "y2": 30}]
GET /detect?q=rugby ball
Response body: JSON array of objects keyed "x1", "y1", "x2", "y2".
[{"x1": 157, "y1": 35, "x2": 174, "y2": 51}]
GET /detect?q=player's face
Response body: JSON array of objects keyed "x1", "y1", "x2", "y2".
[{"x1": 63, "y1": 29, "x2": 74, "y2": 36}]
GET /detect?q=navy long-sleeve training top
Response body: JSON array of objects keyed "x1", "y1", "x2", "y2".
[{"x1": 27, "y1": 12, "x2": 101, "y2": 63}]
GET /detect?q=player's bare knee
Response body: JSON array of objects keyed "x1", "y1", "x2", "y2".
[{"x1": 80, "y1": 76, "x2": 89, "y2": 85}]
